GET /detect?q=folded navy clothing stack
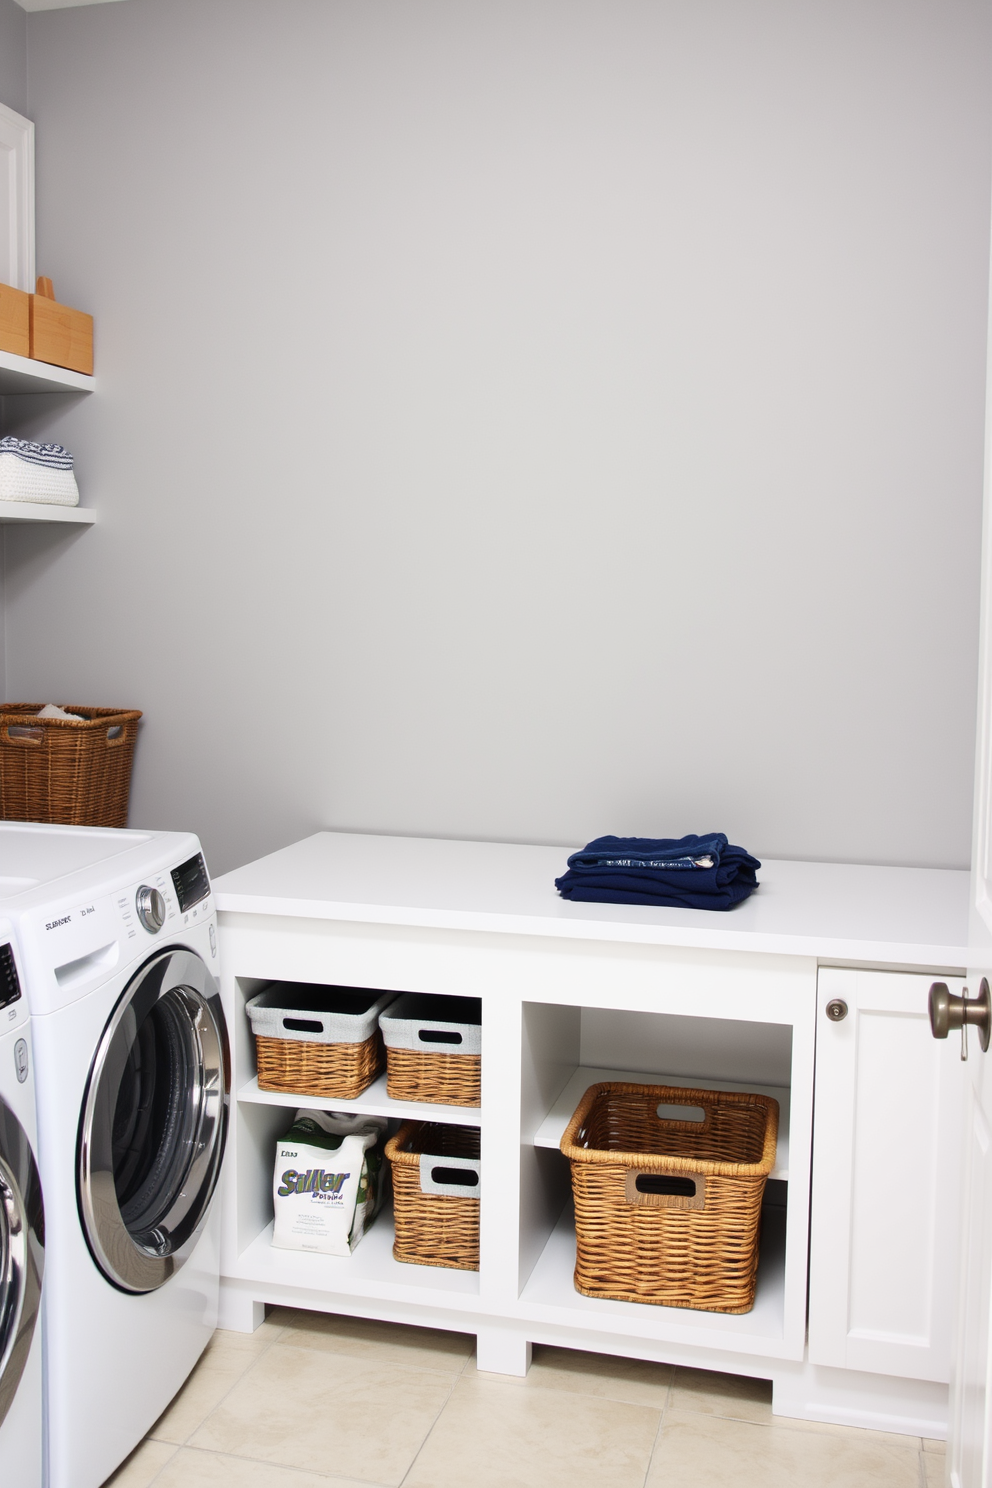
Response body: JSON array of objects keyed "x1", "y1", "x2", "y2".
[{"x1": 554, "y1": 833, "x2": 760, "y2": 911}]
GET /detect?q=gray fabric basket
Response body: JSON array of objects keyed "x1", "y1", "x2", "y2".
[
  {"x1": 246, "y1": 983, "x2": 398, "y2": 1045},
  {"x1": 418, "y1": 1151, "x2": 481, "y2": 1198},
  {"x1": 379, "y1": 992, "x2": 482, "y2": 1057}
]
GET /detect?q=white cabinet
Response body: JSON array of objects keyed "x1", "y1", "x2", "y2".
[
  {"x1": 808, "y1": 967, "x2": 966, "y2": 1383},
  {"x1": 214, "y1": 831, "x2": 978, "y2": 1438}
]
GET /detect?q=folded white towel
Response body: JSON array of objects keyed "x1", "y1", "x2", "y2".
[
  {"x1": 36, "y1": 704, "x2": 85, "y2": 721},
  {"x1": 0, "y1": 439, "x2": 79, "y2": 506}
]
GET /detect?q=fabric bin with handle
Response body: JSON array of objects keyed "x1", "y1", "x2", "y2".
[
  {"x1": 560, "y1": 1081, "x2": 779, "y2": 1314},
  {"x1": 385, "y1": 1121, "x2": 480, "y2": 1271},
  {"x1": 246, "y1": 983, "x2": 397, "y2": 1101},
  {"x1": 0, "y1": 704, "x2": 141, "y2": 828},
  {"x1": 379, "y1": 993, "x2": 481, "y2": 1106}
]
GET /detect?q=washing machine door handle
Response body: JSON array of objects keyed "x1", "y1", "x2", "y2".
[
  {"x1": 0, "y1": 1098, "x2": 43, "y2": 1431},
  {"x1": 77, "y1": 946, "x2": 229, "y2": 1294}
]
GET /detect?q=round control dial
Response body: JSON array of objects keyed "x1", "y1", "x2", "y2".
[{"x1": 135, "y1": 885, "x2": 166, "y2": 933}]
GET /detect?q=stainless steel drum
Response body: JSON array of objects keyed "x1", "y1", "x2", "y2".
[{"x1": 77, "y1": 947, "x2": 228, "y2": 1294}]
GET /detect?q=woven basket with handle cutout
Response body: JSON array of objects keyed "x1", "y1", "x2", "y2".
[
  {"x1": 386, "y1": 1121, "x2": 481, "y2": 1271},
  {"x1": 0, "y1": 704, "x2": 141, "y2": 827},
  {"x1": 560, "y1": 1081, "x2": 778, "y2": 1314}
]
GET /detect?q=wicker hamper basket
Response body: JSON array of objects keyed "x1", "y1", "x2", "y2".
[
  {"x1": 0, "y1": 704, "x2": 141, "y2": 827},
  {"x1": 246, "y1": 984, "x2": 397, "y2": 1101},
  {"x1": 560, "y1": 1082, "x2": 779, "y2": 1314},
  {"x1": 385, "y1": 1121, "x2": 481, "y2": 1271},
  {"x1": 380, "y1": 994, "x2": 482, "y2": 1106}
]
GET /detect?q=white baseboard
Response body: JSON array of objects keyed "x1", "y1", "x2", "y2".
[{"x1": 772, "y1": 1362, "x2": 948, "y2": 1439}]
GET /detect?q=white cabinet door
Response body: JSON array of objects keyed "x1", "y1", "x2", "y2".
[{"x1": 808, "y1": 966, "x2": 966, "y2": 1382}]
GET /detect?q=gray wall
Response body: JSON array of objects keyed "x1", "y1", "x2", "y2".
[
  {"x1": 0, "y1": 0, "x2": 26, "y2": 119},
  {"x1": 3, "y1": 0, "x2": 989, "y2": 874}
]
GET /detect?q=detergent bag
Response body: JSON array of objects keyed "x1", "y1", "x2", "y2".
[{"x1": 272, "y1": 1109, "x2": 387, "y2": 1256}]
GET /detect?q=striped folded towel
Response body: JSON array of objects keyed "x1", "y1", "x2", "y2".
[{"x1": 0, "y1": 437, "x2": 79, "y2": 506}]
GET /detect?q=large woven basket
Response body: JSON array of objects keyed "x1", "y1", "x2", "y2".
[
  {"x1": 385, "y1": 1121, "x2": 481, "y2": 1271},
  {"x1": 0, "y1": 704, "x2": 141, "y2": 827},
  {"x1": 560, "y1": 1082, "x2": 778, "y2": 1314},
  {"x1": 380, "y1": 994, "x2": 481, "y2": 1107}
]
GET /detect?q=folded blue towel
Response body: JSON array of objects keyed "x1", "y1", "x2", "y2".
[{"x1": 555, "y1": 834, "x2": 760, "y2": 911}]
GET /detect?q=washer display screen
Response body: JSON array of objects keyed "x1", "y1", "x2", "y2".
[
  {"x1": 171, "y1": 854, "x2": 210, "y2": 912},
  {"x1": 0, "y1": 945, "x2": 20, "y2": 1012}
]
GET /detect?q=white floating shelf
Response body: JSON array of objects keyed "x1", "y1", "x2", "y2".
[
  {"x1": 532, "y1": 1066, "x2": 791, "y2": 1181},
  {"x1": 0, "y1": 348, "x2": 94, "y2": 395},
  {"x1": 0, "y1": 502, "x2": 95, "y2": 525},
  {"x1": 237, "y1": 1073, "x2": 482, "y2": 1128}
]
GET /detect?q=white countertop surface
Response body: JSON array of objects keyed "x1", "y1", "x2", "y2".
[{"x1": 214, "y1": 832, "x2": 986, "y2": 969}]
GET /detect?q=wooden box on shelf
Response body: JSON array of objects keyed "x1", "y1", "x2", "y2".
[
  {"x1": 30, "y1": 276, "x2": 93, "y2": 376},
  {"x1": 0, "y1": 283, "x2": 29, "y2": 357}
]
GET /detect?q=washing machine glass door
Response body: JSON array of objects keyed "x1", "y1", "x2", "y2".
[
  {"x1": 78, "y1": 947, "x2": 229, "y2": 1293},
  {"x1": 0, "y1": 1096, "x2": 43, "y2": 1430}
]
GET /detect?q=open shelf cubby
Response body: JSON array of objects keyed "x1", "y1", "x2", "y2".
[
  {"x1": 234, "y1": 974, "x2": 483, "y2": 1126},
  {"x1": 516, "y1": 999, "x2": 801, "y2": 1356},
  {"x1": 231, "y1": 1094, "x2": 481, "y2": 1313}
]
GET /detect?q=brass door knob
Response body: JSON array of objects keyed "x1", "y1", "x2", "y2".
[{"x1": 929, "y1": 979, "x2": 991, "y2": 1054}]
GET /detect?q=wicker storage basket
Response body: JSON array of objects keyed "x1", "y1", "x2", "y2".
[
  {"x1": 380, "y1": 993, "x2": 481, "y2": 1106},
  {"x1": 385, "y1": 1121, "x2": 481, "y2": 1270},
  {"x1": 246, "y1": 983, "x2": 397, "y2": 1101},
  {"x1": 560, "y1": 1082, "x2": 779, "y2": 1314},
  {"x1": 0, "y1": 704, "x2": 141, "y2": 827}
]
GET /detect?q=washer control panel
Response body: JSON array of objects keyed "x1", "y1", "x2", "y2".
[
  {"x1": 18, "y1": 844, "x2": 214, "y2": 1015},
  {"x1": 0, "y1": 941, "x2": 21, "y2": 1010},
  {"x1": 135, "y1": 885, "x2": 167, "y2": 934}
]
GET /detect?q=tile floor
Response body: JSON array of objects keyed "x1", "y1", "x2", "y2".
[{"x1": 105, "y1": 1308, "x2": 947, "y2": 1488}]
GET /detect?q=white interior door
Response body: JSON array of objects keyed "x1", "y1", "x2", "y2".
[
  {"x1": 949, "y1": 1015, "x2": 992, "y2": 1488},
  {"x1": 950, "y1": 162, "x2": 992, "y2": 1486}
]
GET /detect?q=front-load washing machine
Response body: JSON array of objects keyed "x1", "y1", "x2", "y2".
[
  {"x1": 0, "y1": 824, "x2": 228, "y2": 1488},
  {"x1": 0, "y1": 918, "x2": 43, "y2": 1488}
]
